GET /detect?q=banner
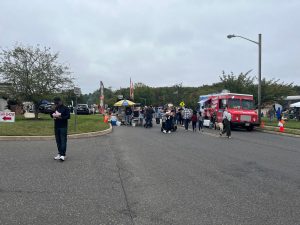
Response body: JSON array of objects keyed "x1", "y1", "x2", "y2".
[
  {"x1": 0, "y1": 111, "x2": 15, "y2": 122},
  {"x1": 99, "y1": 81, "x2": 104, "y2": 114}
]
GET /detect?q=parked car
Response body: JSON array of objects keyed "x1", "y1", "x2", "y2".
[
  {"x1": 76, "y1": 104, "x2": 91, "y2": 115},
  {"x1": 39, "y1": 103, "x2": 54, "y2": 114}
]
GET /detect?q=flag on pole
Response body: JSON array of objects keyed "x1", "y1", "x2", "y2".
[
  {"x1": 99, "y1": 81, "x2": 104, "y2": 114},
  {"x1": 130, "y1": 78, "x2": 134, "y2": 100}
]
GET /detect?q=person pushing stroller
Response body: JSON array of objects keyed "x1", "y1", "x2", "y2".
[
  {"x1": 161, "y1": 109, "x2": 177, "y2": 133},
  {"x1": 144, "y1": 106, "x2": 154, "y2": 128}
]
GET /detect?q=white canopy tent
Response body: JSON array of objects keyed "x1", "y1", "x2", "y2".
[{"x1": 290, "y1": 102, "x2": 300, "y2": 107}]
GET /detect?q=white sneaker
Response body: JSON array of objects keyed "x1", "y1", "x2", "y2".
[
  {"x1": 168, "y1": 131, "x2": 171, "y2": 134},
  {"x1": 59, "y1": 156, "x2": 66, "y2": 161},
  {"x1": 54, "y1": 154, "x2": 60, "y2": 160},
  {"x1": 163, "y1": 130, "x2": 167, "y2": 134}
]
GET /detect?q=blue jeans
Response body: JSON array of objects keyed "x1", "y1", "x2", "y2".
[
  {"x1": 198, "y1": 120, "x2": 203, "y2": 130},
  {"x1": 55, "y1": 127, "x2": 68, "y2": 156},
  {"x1": 125, "y1": 115, "x2": 131, "y2": 125}
]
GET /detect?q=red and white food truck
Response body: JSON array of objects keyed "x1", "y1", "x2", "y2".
[{"x1": 200, "y1": 92, "x2": 259, "y2": 131}]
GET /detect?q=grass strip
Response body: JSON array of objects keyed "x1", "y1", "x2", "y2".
[
  {"x1": 261, "y1": 117, "x2": 300, "y2": 129},
  {"x1": 0, "y1": 114, "x2": 109, "y2": 136}
]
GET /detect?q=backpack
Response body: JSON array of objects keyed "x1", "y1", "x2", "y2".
[
  {"x1": 191, "y1": 114, "x2": 197, "y2": 122},
  {"x1": 227, "y1": 113, "x2": 232, "y2": 121}
]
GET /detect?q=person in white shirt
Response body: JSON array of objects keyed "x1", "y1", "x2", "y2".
[{"x1": 220, "y1": 106, "x2": 231, "y2": 138}]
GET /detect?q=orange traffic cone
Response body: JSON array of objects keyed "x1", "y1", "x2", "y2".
[
  {"x1": 104, "y1": 115, "x2": 109, "y2": 123},
  {"x1": 279, "y1": 119, "x2": 285, "y2": 132},
  {"x1": 260, "y1": 121, "x2": 265, "y2": 128}
]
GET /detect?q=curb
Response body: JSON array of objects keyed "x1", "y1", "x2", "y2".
[
  {"x1": 0, "y1": 124, "x2": 112, "y2": 141},
  {"x1": 257, "y1": 128, "x2": 300, "y2": 138},
  {"x1": 177, "y1": 124, "x2": 300, "y2": 138}
]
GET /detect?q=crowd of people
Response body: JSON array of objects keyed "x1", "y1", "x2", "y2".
[
  {"x1": 106, "y1": 104, "x2": 232, "y2": 138},
  {"x1": 48, "y1": 96, "x2": 233, "y2": 162}
]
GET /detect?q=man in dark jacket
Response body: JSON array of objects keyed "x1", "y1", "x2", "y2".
[
  {"x1": 145, "y1": 106, "x2": 154, "y2": 128},
  {"x1": 125, "y1": 107, "x2": 132, "y2": 125},
  {"x1": 51, "y1": 97, "x2": 70, "y2": 161}
]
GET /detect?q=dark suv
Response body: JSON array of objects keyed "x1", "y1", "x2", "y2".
[
  {"x1": 39, "y1": 103, "x2": 54, "y2": 114},
  {"x1": 76, "y1": 104, "x2": 90, "y2": 115}
]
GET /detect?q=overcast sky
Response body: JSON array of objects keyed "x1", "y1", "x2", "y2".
[{"x1": 0, "y1": 0, "x2": 299, "y2": 93}]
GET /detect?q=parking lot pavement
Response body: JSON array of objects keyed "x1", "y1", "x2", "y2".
[
  {"x1": 109, "y1": 124, "x2": 300, "y2": 225},
  {"x1": 1, "y1": 123, "x2": 300, "y2": 225},
  {"x1": 0, "y1": 137, "x2": 133, "y2": 225}
]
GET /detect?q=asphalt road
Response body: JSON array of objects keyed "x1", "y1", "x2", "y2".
[{"x1": 0, "y1": 123, "x2": 299, "y2": 225}]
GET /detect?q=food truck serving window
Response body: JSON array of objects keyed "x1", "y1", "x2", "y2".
[
  {"x1": 219, "y1": 99, "x2": 227, "y2": 109},
  {"x1": 228, "y1": 99, "x2": 241, "y2": 109},
  {"x1": 242, "y1": 99, "x2": 254, "y2": 110}
]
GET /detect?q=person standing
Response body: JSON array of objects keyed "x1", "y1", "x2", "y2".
[
  {"x1": 51, "y1": 97, "x2": 70, "y2": 161},
  {"x1": 198, "y1": 111, "x2": 204, "y2": 132},
  {"x1": 164, "y1": 111, "x2": 173, "y2": 133},
  {"x1": 276, "y1": 107, "x2": 281, "y2": 121},
  {"x1": 155, "y1": 107, "x2": 161, "y2": 124},
  {"x1": 220, "y1": 106, "x2": 231, "y2": 138},
  {"x1": 191, "y1": 111, "x2": 198, "y2": 132},
  {"x1": 125, "y1": 107, "x2": 132, "y2": 125},
  {"x1": 176, "y1": 109, "x2": 181, "y2": 125},
  {"x1": 139, "y1": 108, "x2": 144, "y2": 126},
  {"x1": 183, "y1": 107, "x2": 191, "y2": 131},
  {"x1": 145, "y1": 106, "x2": 154, "y2": 128}
]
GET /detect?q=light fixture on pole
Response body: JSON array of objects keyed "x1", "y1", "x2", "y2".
[{"x1": 227, "y1": 33, "x2": 262, "y2": 124}]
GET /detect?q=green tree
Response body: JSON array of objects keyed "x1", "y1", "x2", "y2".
[
  {"x1": 0, "y1": 44, "x2": 73, "y2": 118},
  {"x1": 260, "y1": 78, "x2": 296, "y2": 106},
  {"x1": 219, "y1": 70, "x2": 297, "y2": 106},
  {"x1": 219, "y1": 70, "x2": 255, "y2": 94}
]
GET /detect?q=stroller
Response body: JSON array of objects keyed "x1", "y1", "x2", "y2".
[{"x1": 161, "y1": 115, "x2": 177, "y2": 133}]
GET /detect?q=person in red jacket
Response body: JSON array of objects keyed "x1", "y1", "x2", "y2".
[{"x1": 191, "y1": 110, "x2": 198, "y2": 132}]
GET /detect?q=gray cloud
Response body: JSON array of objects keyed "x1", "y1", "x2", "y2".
[{"x1": 0, "y1": 0, "x2": 299, "y2": 93}]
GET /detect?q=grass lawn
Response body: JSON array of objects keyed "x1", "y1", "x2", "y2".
[
  {"x1": 0, "y1": 113, "x2": 110, "y2": 136},
  {"x1": 262, "y1": 117, "x2": 300, "y2": 129}
]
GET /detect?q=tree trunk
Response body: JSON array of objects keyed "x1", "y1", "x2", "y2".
[{"x1": 34, "y1": 103, "x2": 39, "y2": 119}]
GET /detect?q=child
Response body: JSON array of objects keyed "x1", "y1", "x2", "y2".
[{"x1": 191, "y1": 111, "x2": 198, "y2": 132}]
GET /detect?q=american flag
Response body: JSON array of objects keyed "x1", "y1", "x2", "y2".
[
  {"x1": 99, "y1": 81, "x2": 104, "y2": 114},
  {"x1": 130, "y1": 78, "x2": 134, "y2": 100}
]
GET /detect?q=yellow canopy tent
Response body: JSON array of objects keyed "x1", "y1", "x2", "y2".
[{"x1": 114, "y1": 100, "x2": 135, "y2": 107}]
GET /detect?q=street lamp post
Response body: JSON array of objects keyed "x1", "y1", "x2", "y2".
[{"x1": 227, "y1": 34, "x2": 262, "y2": 124}]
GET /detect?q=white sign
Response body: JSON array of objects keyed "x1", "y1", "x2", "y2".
[
  {"x1": 0, "y1": 111, "x2": 15, "y2": 122},
  {"x1": 74, "y1": 87, "x2": 81, "y2": 97}
]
